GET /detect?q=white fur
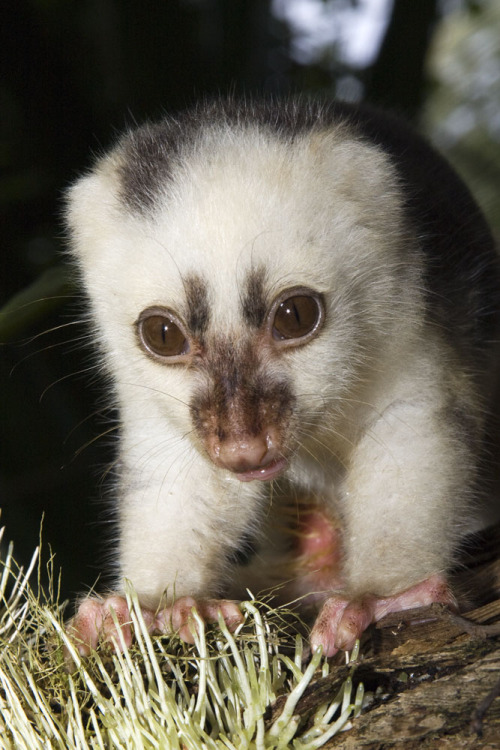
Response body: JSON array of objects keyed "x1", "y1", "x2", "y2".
[{"x1": 66, "y1": 116, "x2": 484, "y2": 610}]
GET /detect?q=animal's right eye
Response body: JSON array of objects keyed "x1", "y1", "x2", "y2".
[{"x1": 137, "y1": 308, "x2": 189, "y2": 360}]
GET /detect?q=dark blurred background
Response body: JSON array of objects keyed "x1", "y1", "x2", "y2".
[{"x1": 2, "y1": 0, "x2": 500, "y2": 602}]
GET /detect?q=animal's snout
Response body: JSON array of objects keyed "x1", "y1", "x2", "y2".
[
  {"x1": 188, "y1": 340, "x2": 295, "y2": 481},
  {"x1": 208, "y1": 428, "x2": 287, "y2": 481},
  {"x1": 215, "y1": 431, "x2": 277, "y2": 472}
]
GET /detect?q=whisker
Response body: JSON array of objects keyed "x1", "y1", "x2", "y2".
[
  {"x1": 117, "y1": 380, "x2": 190, "y2": 408},
  {"x1": 63, "y1": 406, "x2": 116, "y2": 445},
  {"x1": 71, "y1": 425, "x2": 120, "y2": 461},
  {"x1": 21, "y1": 319, "x2": 85, "y2": 344},
  {"x1": 39, "y1": 366, "x2": 97, "y2": 401},
  {"x1": 9, "y1": 334, "x2": 92, "y2": 376},
  {"x1": 296, "y1": 432, "x2": 348, "y2": 471}
]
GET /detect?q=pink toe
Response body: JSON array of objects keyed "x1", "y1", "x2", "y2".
[
  {"x1": 310, "y1": 596, "x2": 349, "y2": 656},
  {"x1": 199, "y1": 599, "x2": 244, "y2": 630},
  {"x1": 336, "y1": 600, "x2": 373, "y2": 651},
  {"x1": 171, "y1": 596, "x2": 198, "y2": 632},
  {"x1": 101, "y1": 597, "x2": 134, "y2": 649},
  {"x1": 67, "y1": 598, "x2": 106, "y2": 656}
]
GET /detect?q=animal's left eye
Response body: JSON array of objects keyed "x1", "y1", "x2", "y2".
[{"x1": 271, "y1": 291, "x2": 324, "y2": 344}]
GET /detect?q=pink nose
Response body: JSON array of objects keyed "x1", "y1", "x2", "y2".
[{"x1": 214, "y1": 432, "x2": 278, "y2": 473}]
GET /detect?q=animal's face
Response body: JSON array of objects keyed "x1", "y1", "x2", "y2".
[
  {"x1": 67, "y1": 121, "x2": 409, "y2": 479},
  {"x1": 135, "y1": 275, "x2": 325, "y2": 480}
]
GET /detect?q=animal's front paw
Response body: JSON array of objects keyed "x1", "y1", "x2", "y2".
[
  {"x1": 155, "y1": 596, "x2": 244, "y2": 643},
  {"x1": 310, "y1": 573, "x2": 456, "y2": 657},
  {"x1": 66, "y1": 594, "x2": 244, "y2": 656},
  {"x1": 66, "y1": 595, "x2": 148, "y2": 656}
]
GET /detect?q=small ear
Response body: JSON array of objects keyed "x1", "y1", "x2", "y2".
[
  {"x1": 307, "y1": 128, "x2": 400, "y2": 210},
  {"x1": 65, "y1": 159, "x2": 123, "y2": 265}
]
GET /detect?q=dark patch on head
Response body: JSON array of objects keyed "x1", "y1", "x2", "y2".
[
  {"x1": 242, "y1": 267, "x2": 268, "y2": 329},
  {"x1": 117, "y1": 121, "x2": 183, "y2": 213},
  {"x1": 184, "y1": 274, "x2": 210, "y2": 337},
  {"x1": 114, "y1": 97, "x2": 352, "y2": 215},
  {"x1": 115, "y1": 96, "x2": 500, "y2": 370}
]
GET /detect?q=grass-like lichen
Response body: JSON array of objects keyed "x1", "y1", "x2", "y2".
[{"x1": 0, "y1": 521, "x2": 363, "y2": 749}]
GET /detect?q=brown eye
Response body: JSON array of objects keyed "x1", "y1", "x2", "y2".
[
  {"x1": 138, "y1": 309, "x2": 189, "y2": 359},
  {"x1": 272, "y1": 293, "x2": 323, "y2": 343}
]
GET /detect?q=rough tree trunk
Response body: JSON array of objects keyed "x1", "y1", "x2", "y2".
[{"x1": 270, "y1": 524, "x2": 500, "y2": 748}]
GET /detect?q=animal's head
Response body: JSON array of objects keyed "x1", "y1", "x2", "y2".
[{"x1": 66, "y1": 100, "x2": 412, "y2": 480}]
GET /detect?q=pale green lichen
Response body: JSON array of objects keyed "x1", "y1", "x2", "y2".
[{"x1": 0, "y1": 522, "x2": 363, "y2": 749}]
